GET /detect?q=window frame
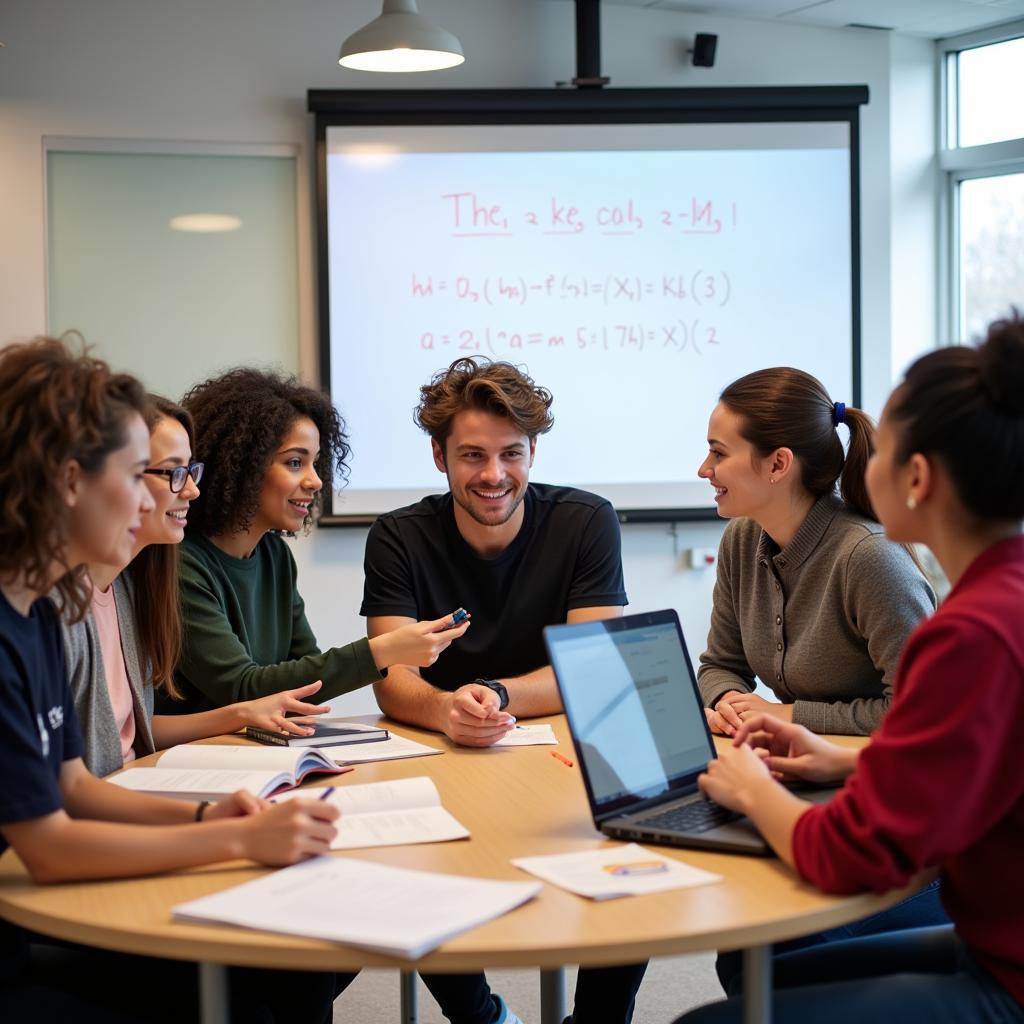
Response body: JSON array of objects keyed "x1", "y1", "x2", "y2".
[{"x1": 938, "y1": 19, "x2": 1024, "y2": 344}]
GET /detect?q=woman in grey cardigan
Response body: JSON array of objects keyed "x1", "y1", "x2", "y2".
[
  {"x1": 60, "y1": 395, "x2": 331, "y2": 778},
  {"x1": 697, "y1": 367, "x2": 937, "y2": 737},
  {"x1": 696, "y1": 366, "x2": 946, "y2": 996}
]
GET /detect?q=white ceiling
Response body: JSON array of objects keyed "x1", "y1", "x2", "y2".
[{"x1": 605, "y1": 0, "x2": 1024, "y2": 38}]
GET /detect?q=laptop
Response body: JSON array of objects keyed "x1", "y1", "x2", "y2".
[{"x1": 544, "y1": 608, "x2": 835, "y2": 856}]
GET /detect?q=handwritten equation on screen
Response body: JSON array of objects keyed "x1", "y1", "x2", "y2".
[{"x1": 442, "y1": 192, "x2": 737, "y2": 237}]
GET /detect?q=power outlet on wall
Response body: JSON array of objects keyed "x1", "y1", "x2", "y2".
[{"x1": 685, "y1": 548, "x2": 718, "y2": 570}]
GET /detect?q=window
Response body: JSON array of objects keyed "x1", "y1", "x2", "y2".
[
  {"x1": 46, "y1": 142, "x2": 301, "y2": 402},
  {"x1": 959, "y1": 171, "x2": 1024, "y2": 341},
  {"x1": 941, "y1": 23, "x2": 1024, "y2": 343}
]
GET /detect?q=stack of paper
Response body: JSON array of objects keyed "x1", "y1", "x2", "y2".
[
  {"x1": 511, "y1": 843, "x2": 722, "y2": 899},
  {"x1": 173, "y1": 857, "x2": 542, "y2": 959},
  {"x1": 274, "y1": 777, "x2": 468, "y2": 849}
]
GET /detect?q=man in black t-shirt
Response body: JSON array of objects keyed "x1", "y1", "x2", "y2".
[
  {"x1": 362, "y1": 359, "x2": 646, "y2": 1024},
  {"x1": 361, "y1": 357, "x2": 628, "y2": 747}
]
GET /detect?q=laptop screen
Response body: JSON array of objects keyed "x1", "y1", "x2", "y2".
[{"x1": 545, "y1": 610, "x2": 715, "y2": 820}]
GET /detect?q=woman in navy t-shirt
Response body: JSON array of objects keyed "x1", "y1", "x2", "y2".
[{"x1": 0, "y1": 337, "x2": 343, "y2": 1022}]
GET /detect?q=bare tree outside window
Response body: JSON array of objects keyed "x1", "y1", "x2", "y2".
[{"x1": 960, "y1": 172, "x2": 1024, "y2": 341}]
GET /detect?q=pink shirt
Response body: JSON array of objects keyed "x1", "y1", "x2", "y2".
[{"x1": 91, "y1": 583, "x2": 137, "y2": 764}]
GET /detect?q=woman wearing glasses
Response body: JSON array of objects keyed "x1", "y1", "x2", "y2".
[
  {"x1": 166, "y1": 368, "x2": 521, "y2": 1024},
  {"x1": 62, "y1": 395, "x2": 337, "y2": 778}
]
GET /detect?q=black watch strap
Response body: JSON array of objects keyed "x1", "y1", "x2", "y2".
[{"x1": 475, "y1": 677, "x2": 510, "y2": 711}]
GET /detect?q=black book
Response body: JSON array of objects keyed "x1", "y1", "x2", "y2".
[{"x1": 245, "y1": 722, "x2": 390, "y2": 748}]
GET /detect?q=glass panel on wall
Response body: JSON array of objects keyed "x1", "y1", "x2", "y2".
[
  {"x1": 956, "y1": 37, "x2": 1024, "y2": 148},
  {"x1": 47, "y1": 150, "x2": 298, "y2": 402},
  {"x1": 959, "y1": 171, "x2": 1024, "y2": 341}
]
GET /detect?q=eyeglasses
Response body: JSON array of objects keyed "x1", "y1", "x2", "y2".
[{"x1": 143, "y1": 462, "x2": 204, "y2": 493}]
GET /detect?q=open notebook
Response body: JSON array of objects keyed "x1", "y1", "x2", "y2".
[
  {"x1": 109, "y1": 744, "x2": 348, "y2": 801},
  {"x1": 274, "y1": 777, "x2": 469, "y2": 849}
]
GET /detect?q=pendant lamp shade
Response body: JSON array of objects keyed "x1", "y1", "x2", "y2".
[{"x1": 339, "y1": 0, "x2": 464, "y2": 73}]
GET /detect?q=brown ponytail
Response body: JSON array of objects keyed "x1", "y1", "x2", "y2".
[
  {"x1": 836, "y1": 407, "x2": 876, "y2": 522},
  {"x1": 720, "y1": 367, "x2": 877, "y2": 521}
]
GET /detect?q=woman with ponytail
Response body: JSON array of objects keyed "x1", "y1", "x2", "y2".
[
  {"x1": 698, "y1": 367, "x2": 935, "y2": 737},
  {"x1": 677, "y1": 314, "x2": 1024, "y2": 1024}
]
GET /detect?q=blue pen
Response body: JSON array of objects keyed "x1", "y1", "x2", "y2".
[{"x1": 319, "y1": 786, "x2": 335, "y2": 801}]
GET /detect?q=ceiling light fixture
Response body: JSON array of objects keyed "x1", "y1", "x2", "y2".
[
  {"x1": 169, "y1": 213, "x2": 242, "y2": 233},
  {"x1": 338, "y1": 0, "x2": 464, "y2": 73}
]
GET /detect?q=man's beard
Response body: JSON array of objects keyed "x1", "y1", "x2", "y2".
[{"x1": 451, "y1": 482, "x2": 525, "y2": 527}]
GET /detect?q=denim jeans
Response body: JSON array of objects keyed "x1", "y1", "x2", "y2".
[
  {"x1": 421, "y1": 972, "x2": 500, "y2": 1024},
  {"x1": 716, "y1": 876, "x2": 948, "y2": 995},
  {"x1": 3, "y1": 930, "x2": 499, "y2": 1024},
  {"x1": 677, "y1": 926, "x2": 1024, "y2": 1024},
  {"x1": 566, "y1": 962, "x2": 650, "y2": 1024},
  {"x1": 1, "y1": 936, "x2": 352, "y2": 1023}
]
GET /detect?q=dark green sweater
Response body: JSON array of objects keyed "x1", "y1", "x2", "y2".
[{"x1": 165, "y1": 533, "x2": 382, "y2": 714}]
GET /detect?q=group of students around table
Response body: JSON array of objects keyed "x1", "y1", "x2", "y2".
[{"x1": 0, "y1": 315, "x2": 1022, "y2": 1024}]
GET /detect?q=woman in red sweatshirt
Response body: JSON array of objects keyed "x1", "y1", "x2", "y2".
[{"x1": 678, "y1": 312, "x2": 1024, "y2": 1023}]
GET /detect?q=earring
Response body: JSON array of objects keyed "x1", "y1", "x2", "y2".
[
  {"x1": 906, "y1": 495, "x2": 917, "y2": 510},
  {"x1": 769, "y1": 478, "x2": 776, "y2": 485}
]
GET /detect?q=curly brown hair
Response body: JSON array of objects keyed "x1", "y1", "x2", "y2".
[
  {"x1": 0, "y1": 335, "x2": 147, "y2": 620},
  {"x1": 415, "y1": 358, "x2": 554, "y2": 455},
  {"x1": 126, "y1": 395, "x2": 196, "y2": 698},
  {"x1": 182, "y1": 368, "x2": 351, "y2": 538}
]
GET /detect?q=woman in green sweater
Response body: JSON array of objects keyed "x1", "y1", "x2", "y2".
[
  {"x1": 171, "y1": 367, "x2": 522, "y2": 1024},
  {"x1": 167, "y1": 369, "x2": 471, "y2": 715}
]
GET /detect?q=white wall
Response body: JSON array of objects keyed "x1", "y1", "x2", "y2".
[
  {"x1": 889, "y1": 32, "x2": 940, "y2": 379},
  {"x1": 0, "y1": 0, "x2": 936, "y2": 712}
]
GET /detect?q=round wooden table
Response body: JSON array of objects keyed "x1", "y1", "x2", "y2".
[{"x1": 0, "y1": 716, "x2": 924, "y2": 1024}]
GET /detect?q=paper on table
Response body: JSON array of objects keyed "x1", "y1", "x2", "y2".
[
  {"x1": 274, "y1": 777, "x2": 469, "y2": 849},
  {"x1": 511, "y1": 843, "x2": 722, "y2": 900},
  {"x1": 173, "y1": 856, "x2": 542, "y2": 960},
  {"x1": 323, "y1": 733, "x2": 443, "y2": 765},
  {"x1": 492, "y1": 724, "x2": 558, "y2": 747}
]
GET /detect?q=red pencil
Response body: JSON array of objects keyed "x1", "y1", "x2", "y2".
[{"x1": 550, "y1": 750, "x2": 574, "y2": 768}]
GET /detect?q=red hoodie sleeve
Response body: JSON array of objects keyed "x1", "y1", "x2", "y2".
[{"x1": 793, "y1": 614, "x2": 1024, "y2": 893}]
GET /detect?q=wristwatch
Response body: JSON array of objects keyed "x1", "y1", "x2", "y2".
[{"x1": 475, "y1": 677, "x2": 510, "y2": 711}]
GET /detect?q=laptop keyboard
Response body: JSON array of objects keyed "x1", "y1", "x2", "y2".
[{"x1": 635, "y1": 800, "x2": 741, "y2": 834}]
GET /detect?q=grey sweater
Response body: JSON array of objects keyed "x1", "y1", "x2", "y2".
[
  {"x1": 698, "y1": 494, "x2": 936, "y2": 735},
  {"x1": 59, "y1": 575, "x2": 156, "y2": 778}
]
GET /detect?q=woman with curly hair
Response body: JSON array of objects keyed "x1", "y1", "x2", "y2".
[
  {"x1": 171, "y1": 368, "x2": 522, "y2": 1024},
  {"x1": 0, "y1": 338, "x2": 344, "y2": 1022},
  {"x1": 63, "y1": 395, "x2": 338, "y2": 779},
  {"x1": 167, "y1": 368, "x2": 470, "y2": 715}
]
